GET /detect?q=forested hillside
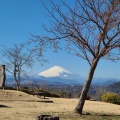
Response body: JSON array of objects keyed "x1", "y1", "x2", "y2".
[{"x1": 106, "y1": 82, "x2": 120, "y2": 94}]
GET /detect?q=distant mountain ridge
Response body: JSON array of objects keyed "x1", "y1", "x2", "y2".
[
  {"x1": 5, "y1": 66, "x2": 120, "y2": 86},
  {"x1": 105, "y1": 81, "x2": 120, "y2": 94},
  {"x1": 38, "y1": 66, "x2": 120, "y2": 85}
]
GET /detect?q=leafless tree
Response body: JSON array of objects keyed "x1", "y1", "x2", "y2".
[
  {"x1": 31, "y1": 0, "x2": 120, "y2": 114},
  {"x1": 1, "y1": 44, "x2": 35, "y2": 91}
]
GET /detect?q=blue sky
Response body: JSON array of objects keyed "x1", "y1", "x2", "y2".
[{"x1": 0, "y1": 0, "x2": 120, "y2": 79}]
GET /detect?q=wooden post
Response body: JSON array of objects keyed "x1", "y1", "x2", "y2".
[{"x1": 0, "y1": 65, "x2": 6, "y2": 89}]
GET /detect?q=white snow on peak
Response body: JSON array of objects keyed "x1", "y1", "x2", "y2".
[
  {"x1": 38, "y1": 66, "x2": 70, "y2": 77},
  {"x1": 64, "y1": 74, "x2": 68, "y2": 77}
]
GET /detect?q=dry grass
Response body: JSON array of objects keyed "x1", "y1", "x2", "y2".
[{"x1": 0, "y1": 90, "x2": 120, "y2": 120}]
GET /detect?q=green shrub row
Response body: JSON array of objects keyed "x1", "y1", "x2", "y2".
[
  {"x1": 101, "y1": 92, "x2": 120, "y2": 105},
  {"x1": 20, "y1": 88, "x2": 60, "y2": 98}
]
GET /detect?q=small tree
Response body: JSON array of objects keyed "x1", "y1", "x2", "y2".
[
  {"x1": 1, "y1": 44, "x2": 35, "y2": 91},
  {"x1": 31, "y1": 0, "x2": 120, "y2": 114}
]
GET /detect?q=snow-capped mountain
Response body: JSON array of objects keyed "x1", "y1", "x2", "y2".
[
  {"x1": 39, "y1": 66, "x2": 70, "y2": 77},
  {"x1": 38, "y1": 66, "x2": 120, "y2": 85},
  {"x1": 38, "y1": 66, "x2": 85, "y2": 84},
  {"x1": 38, "y1": 66, "x2": 82, "y2": 79}
]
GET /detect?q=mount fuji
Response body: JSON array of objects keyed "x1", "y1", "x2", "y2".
[
  {"x1": 37, "y1": 66, "x2": 119, "y2": 85},
  {"x1": 38, "y1": 66, "x2": 82, "y2": 80},
  {"x1": 38, "y1": 66, "x2": 85, "y2": 85},
  {"x1": 39, "y1": 66, "x2": 70, "y2": 77}
]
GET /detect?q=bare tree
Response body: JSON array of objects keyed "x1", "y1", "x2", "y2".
[
  {"x1": 1, "y1": 44, "x2": 35, "y2": 91},
  {"x1": 31, "y1": 0, "x2": 120, "y2": 114}
]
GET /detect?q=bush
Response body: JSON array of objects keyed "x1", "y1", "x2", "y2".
[
  {"x1": 39, "y1": 90, "x2": 60, "y2": 98},
  {"x1": 19, "y1": 89, "x2": 60, "y2": 98},
  {"x1": 101, "y1": 92, "x2": 120, "y2": 105},
  {"x1": 31, "y1": 89, "x2": 60, "y2": 98},
  {"x1": 78, "y1": 92, "x2": 90, "y2": 100},
  {"x1": 4, "y1": 86, "x2": 16, "y2": 90},
  {"x1": 20, "y1": 88, "x2": 31, "y2": 94},
  {"x1": 50, "y1": 92, "x2": 60, "y2": 98}
]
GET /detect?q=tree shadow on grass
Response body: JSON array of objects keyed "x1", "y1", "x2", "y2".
[
  {"x1": 0, "y1": 104, "x2": 11, "y2": 108},
  {"x1": 100, "y1": 114, "x2": 120, "y2": 117},
  {"x1": 82, "y1": 112, "x2": 120, "y2": 116},
  {"x1": 49, "y1": 112, "x2": 120, "y2": 120}
]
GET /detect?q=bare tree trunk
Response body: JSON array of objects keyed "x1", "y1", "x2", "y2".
[
  {"x1": 75, "y1": 58, "x2": 100, "y2": 114},
  {"x1": 16, "y1": 78, "x2": 20, "y2": 91},
  {"x1": 14, "y1": 66, "x2": 20, "y2": 91},
  {"x1": 16, "y1": 85, "x2": 20, "y2": 91},
  {"x1": 14, "y1": 78, "x2": 20, "y2": 91},
  {"x1": 17, "y1": 67, "x2": 21, "y2": 91}
]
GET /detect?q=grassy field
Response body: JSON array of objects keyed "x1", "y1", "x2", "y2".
[{"x1": 0, "y1": 90, "x2": 120, "y2": 120}]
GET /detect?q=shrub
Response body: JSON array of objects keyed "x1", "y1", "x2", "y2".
[
  {"x1": 101, "y1": 92, "x2": 120, "y2": 105},
  {"x1": 78, "y1": 92, "x2": 90, "y2": 100},
  {"x1": 50, "y1": 92, "x2": 60, "y2": 98},
  {"x1": 32, "y1": 89, "x2": 60, "y2": 98},
  {"x1": 20, "y1": 88, "x2": 31, "y2": 94},
  {"x1": 4, "y1": 86, "x2": 16, "y2": 90},
  {"x1": 19, "y1": 89, "x2": 60, "y2": 98}
]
